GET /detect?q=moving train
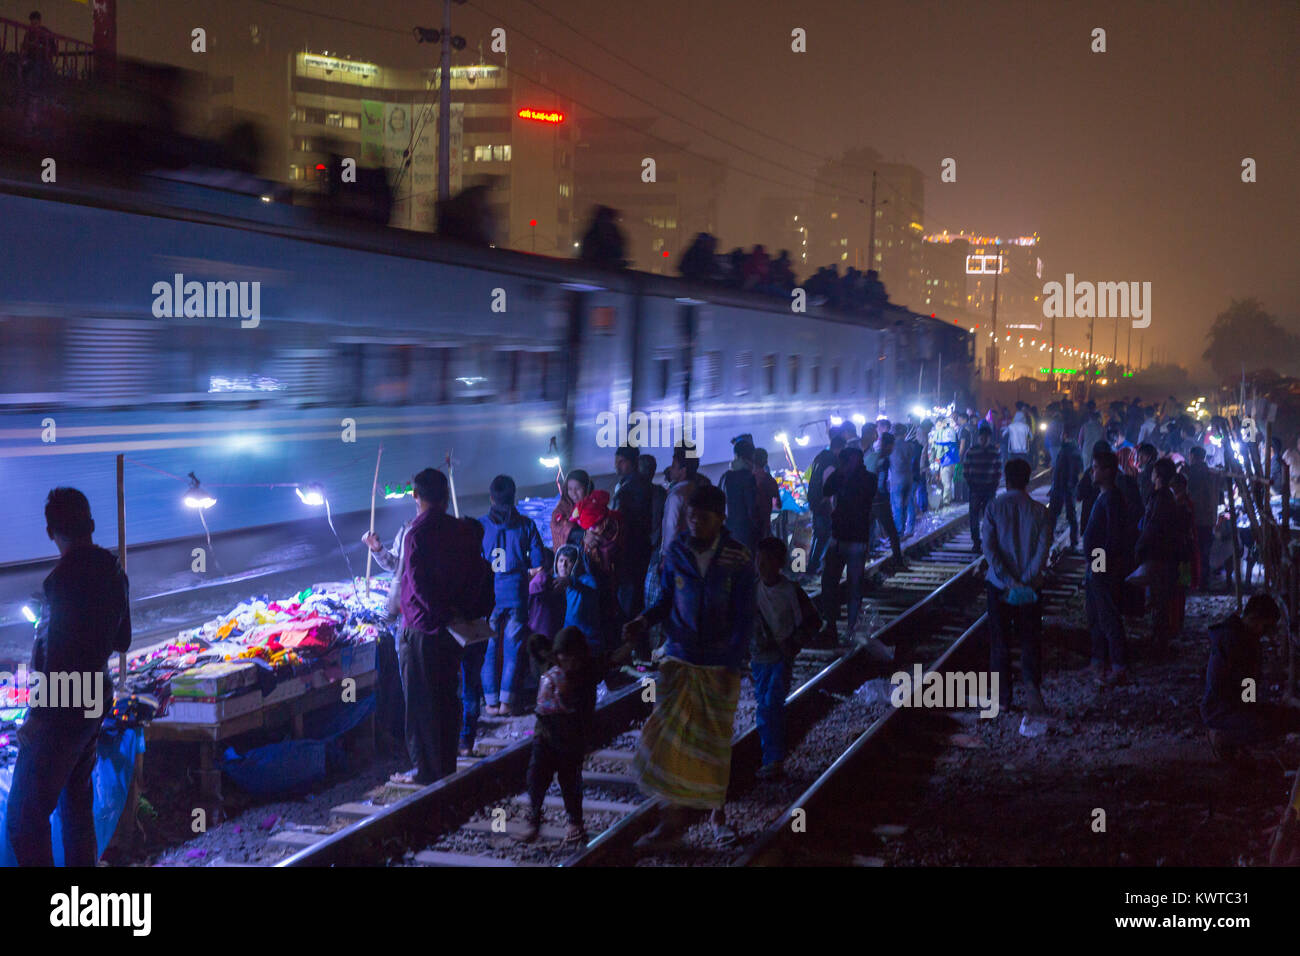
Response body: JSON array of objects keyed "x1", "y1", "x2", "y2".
[{"x1": 0, "y1": 170, "x2": 973, "y2": 566}]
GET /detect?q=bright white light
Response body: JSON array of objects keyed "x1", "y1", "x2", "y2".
[
  {"x1": 910, "y1": 405, "x2": 926, "y2": 419},
  {"x1": 1039, "y1": 422, "x2": 1048, "y2": 432},
  {"x1": 774, "y1": 432, "x2": 789, "y2": 445},
  {"x1": 21, "y1": 605, "x2": 36, "y2": 623},
  {"x1": 260, "y1": 195, "x2": 272, "y2": 203},
  {"x1": 829, "y1": 415, "x2": 844, "y2": 426},
  {"x1": 384, "y1": 489, "x2": 411, "y2": 499},
  {"x1": 795, "y1": 435, "x2": 811, "y2": 447},
  {"x1": 184, "y1": 492, "x2": 216, "y2": 510},
  {"x1": 455, "y1": 376, "x2": 487, "y2": 387},
  {"x1": 851, "y1": 413, "x2": 866, "y2": 426},
  {"x1": 539, "y1": 456, "x2": 561, "y2": 468},
  {"x1": 296, "y1": 486, "x2": 325, "y2": 507}
]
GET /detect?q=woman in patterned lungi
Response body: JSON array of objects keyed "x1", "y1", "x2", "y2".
[{"x1": 620, "y1": 485, "x2": 756, "y2": 850}]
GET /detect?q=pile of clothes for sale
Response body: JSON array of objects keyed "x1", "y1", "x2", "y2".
[{"x1": 118, "y1": 579, "x2": 395, "y2": 725}]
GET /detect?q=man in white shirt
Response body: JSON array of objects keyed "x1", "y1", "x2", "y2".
[{"x1": 980, "y1": 458, "x2": 1051, "y2": 714}]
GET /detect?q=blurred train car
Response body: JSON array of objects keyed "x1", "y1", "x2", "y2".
[{"x1": 0, "y1": 170, "x2": 970, "y2": 566}]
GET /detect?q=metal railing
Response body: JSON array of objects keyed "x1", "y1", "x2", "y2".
[{"x1": 0, "y1": 16, "x2": 95, "y2": 82}]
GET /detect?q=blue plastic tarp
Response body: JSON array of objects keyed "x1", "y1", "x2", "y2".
[
  {"x1": 0, "y1": 725, "x2": 145, "y2": 867},
  {"x1": 221, "y1": 694, "x2": 375, "y2": 795}
]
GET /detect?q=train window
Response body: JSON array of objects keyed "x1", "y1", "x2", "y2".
[
  {"x1": 787, "y1": 355, "x2": 800, "y2": 394},
  {"x1": 448, "y1": 343, "x2": 496, "y2": 403},
  {"x1": 810, "y1": 359, "x2": 821, "y2": 395},
  {"x1": 735, "y1": 350, "x2": 752, "y2": 396},
  {"x1": 763, "y1": 354, "x2": 777, "y2": 396},
  {"x1": 831, "y1": 364, "x2": 840, "y2": 394},
  {"x1": 654, "y1": 354, "x2": 672, "y2": 400},
  {"x1": 700, "y1": 351, "x2": 722, "y2": 399}
]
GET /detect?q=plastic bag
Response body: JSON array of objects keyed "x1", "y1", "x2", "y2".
[{"x1": 0, "y1": 725, "x2": 145, "y2": 867}]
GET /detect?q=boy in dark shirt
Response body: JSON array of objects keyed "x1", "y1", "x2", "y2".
[
  {"x1": 517, "y1": 627, "x2": 597, "y2": 846},
  {"x1": 7, "y1": 488, "x2": 131, "y2": 867}
]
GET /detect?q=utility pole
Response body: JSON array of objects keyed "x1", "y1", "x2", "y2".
[
  {"x1": 1050, "y1": 312, "x2": 1057, "y2": 391},
  {"x1": 1085, "y1": 313, "x2": 1096, "y2": 401},
  {"x1": 417, "y1": 1, "x2": 466, "y2": 204},
  {"x1": 437, "y1": 0, "x2": 452, "y2": 204},
  {"x1": 92, "y1": 0, "x2": 117, "y2": 81},
  {"x1": 990, "y1": 252, "x2": 1001, "y2": 382},
  {"x1": 1126, "y1": 319, "x2": 1132, "y2": 374},
  {"x1": 867, "y1": 170, "x2": 878, "y2": 272}
]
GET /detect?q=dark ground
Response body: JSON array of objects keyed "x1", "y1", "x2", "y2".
[{"x1": 875, "y1": 590, "x2": 1297, "y2": 867}]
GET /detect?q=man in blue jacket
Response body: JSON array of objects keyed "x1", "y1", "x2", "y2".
[
  {"x1": 477, "y1": 475, "x2": 545, "y2": 722},
  {"x1": 621, "y1": 484, "x2": 756, "y2": 851}
]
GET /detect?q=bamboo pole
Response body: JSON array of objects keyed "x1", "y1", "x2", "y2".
[
  {"x1": 116, "y1": 454, "x2": 127, "y2": 688},
  {"x1": 446, "y1": 451, "x2": 460, "y2": 518},
  {"x1": 1228, "y1": 475, "x2": 1243, "y2": 612},
  {"x1": 363, "y1": 444, "x2": 383, "y2": 598}
]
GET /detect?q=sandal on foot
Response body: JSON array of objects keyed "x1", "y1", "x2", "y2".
[{"x1": 561, "y1": 824, "x2": 587, "y2": 847}]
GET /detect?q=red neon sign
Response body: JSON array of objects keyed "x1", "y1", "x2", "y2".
[{"x1": 518, "y1": 107, "x2": 564, "y2": 124}]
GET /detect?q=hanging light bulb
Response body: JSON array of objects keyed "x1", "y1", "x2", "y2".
[
  {"x1": 183, "y1": 473, "x2": 216, "y2": 510},
  {"x1": 296, "y1": 483, "x2": 326, "y2": 507},
  {"x1": 539, "y1": 435, "x2": 561, "y2": 469}
]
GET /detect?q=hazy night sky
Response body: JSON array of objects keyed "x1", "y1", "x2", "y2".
[{"x1": 11, "y1": 0, "x2": 1296, "y2": 376}]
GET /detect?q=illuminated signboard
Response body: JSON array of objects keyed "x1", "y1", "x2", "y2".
[
  {"x1": 518, "y1": 107, "x2": 565, "y2": 124},
  {"x1": 301, "y1": 54, "x2": 378, "y2": 78},
  {"x1": 965, "y1": 254, "x2": 1003, "y2": 275}
]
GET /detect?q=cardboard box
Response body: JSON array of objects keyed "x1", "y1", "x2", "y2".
[
  {"x1": 170, "y1": 662, "x2": 259, "y2": 699},
  {"x1": 157, "y1": 691, "x2": 263, "y2": 725}
]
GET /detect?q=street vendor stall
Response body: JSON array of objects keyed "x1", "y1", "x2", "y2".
[{"x1": 121, "y1": 578, "x2": 394, "y2": 814}]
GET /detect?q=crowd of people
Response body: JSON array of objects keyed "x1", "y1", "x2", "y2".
[
  {"x1": 576, "y1": 210, "x2": 894, "y2": 316},
  {"x1": 12, "y1": 389, "x2": 1296, "y2": 864}
]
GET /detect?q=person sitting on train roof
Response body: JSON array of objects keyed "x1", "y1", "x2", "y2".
[{"x1": 578, "y1": 206, "x2": 626, "y2": 269}]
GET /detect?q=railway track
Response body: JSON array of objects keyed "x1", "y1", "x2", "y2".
[
  {"x1": 276, "y1": 478, "x2": 1055, "y2": 867},
  {"x1": 736, "y1": 541, "x2": 1089, "y2": 866}
]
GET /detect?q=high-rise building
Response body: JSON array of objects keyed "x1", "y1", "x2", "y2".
[
  {"x1": 810, "y1": 150, "x2": 926, "y2": 306},
  {"x1": 571, "y1": 117, "x2": 726, "y2": 274},
  {"x1": 286, "y1": 52, "x2": 574, "y2": 249},
  {"x1": 755, "y1": 196, "x2": 810, "y2": 268},
  {"x1": 922, "y1": 232, "x2": 1047, "y2": 379}
]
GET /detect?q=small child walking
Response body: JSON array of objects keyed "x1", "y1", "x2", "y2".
[
  {"x1": 516, "y1": 627, "x2": 597, "y2": 845},
  {"x1": 752, "y1": 537, "x2": 821, "y2": 779}
]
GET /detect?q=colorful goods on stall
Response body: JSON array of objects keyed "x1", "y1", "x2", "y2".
[{"x1": 113, "y1": 579, "x2": 394, "y2": 725}]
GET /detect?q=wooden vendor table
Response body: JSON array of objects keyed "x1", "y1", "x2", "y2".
[{"x1": 138, "y1": 642, "x2": 380, "y2": 820}]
